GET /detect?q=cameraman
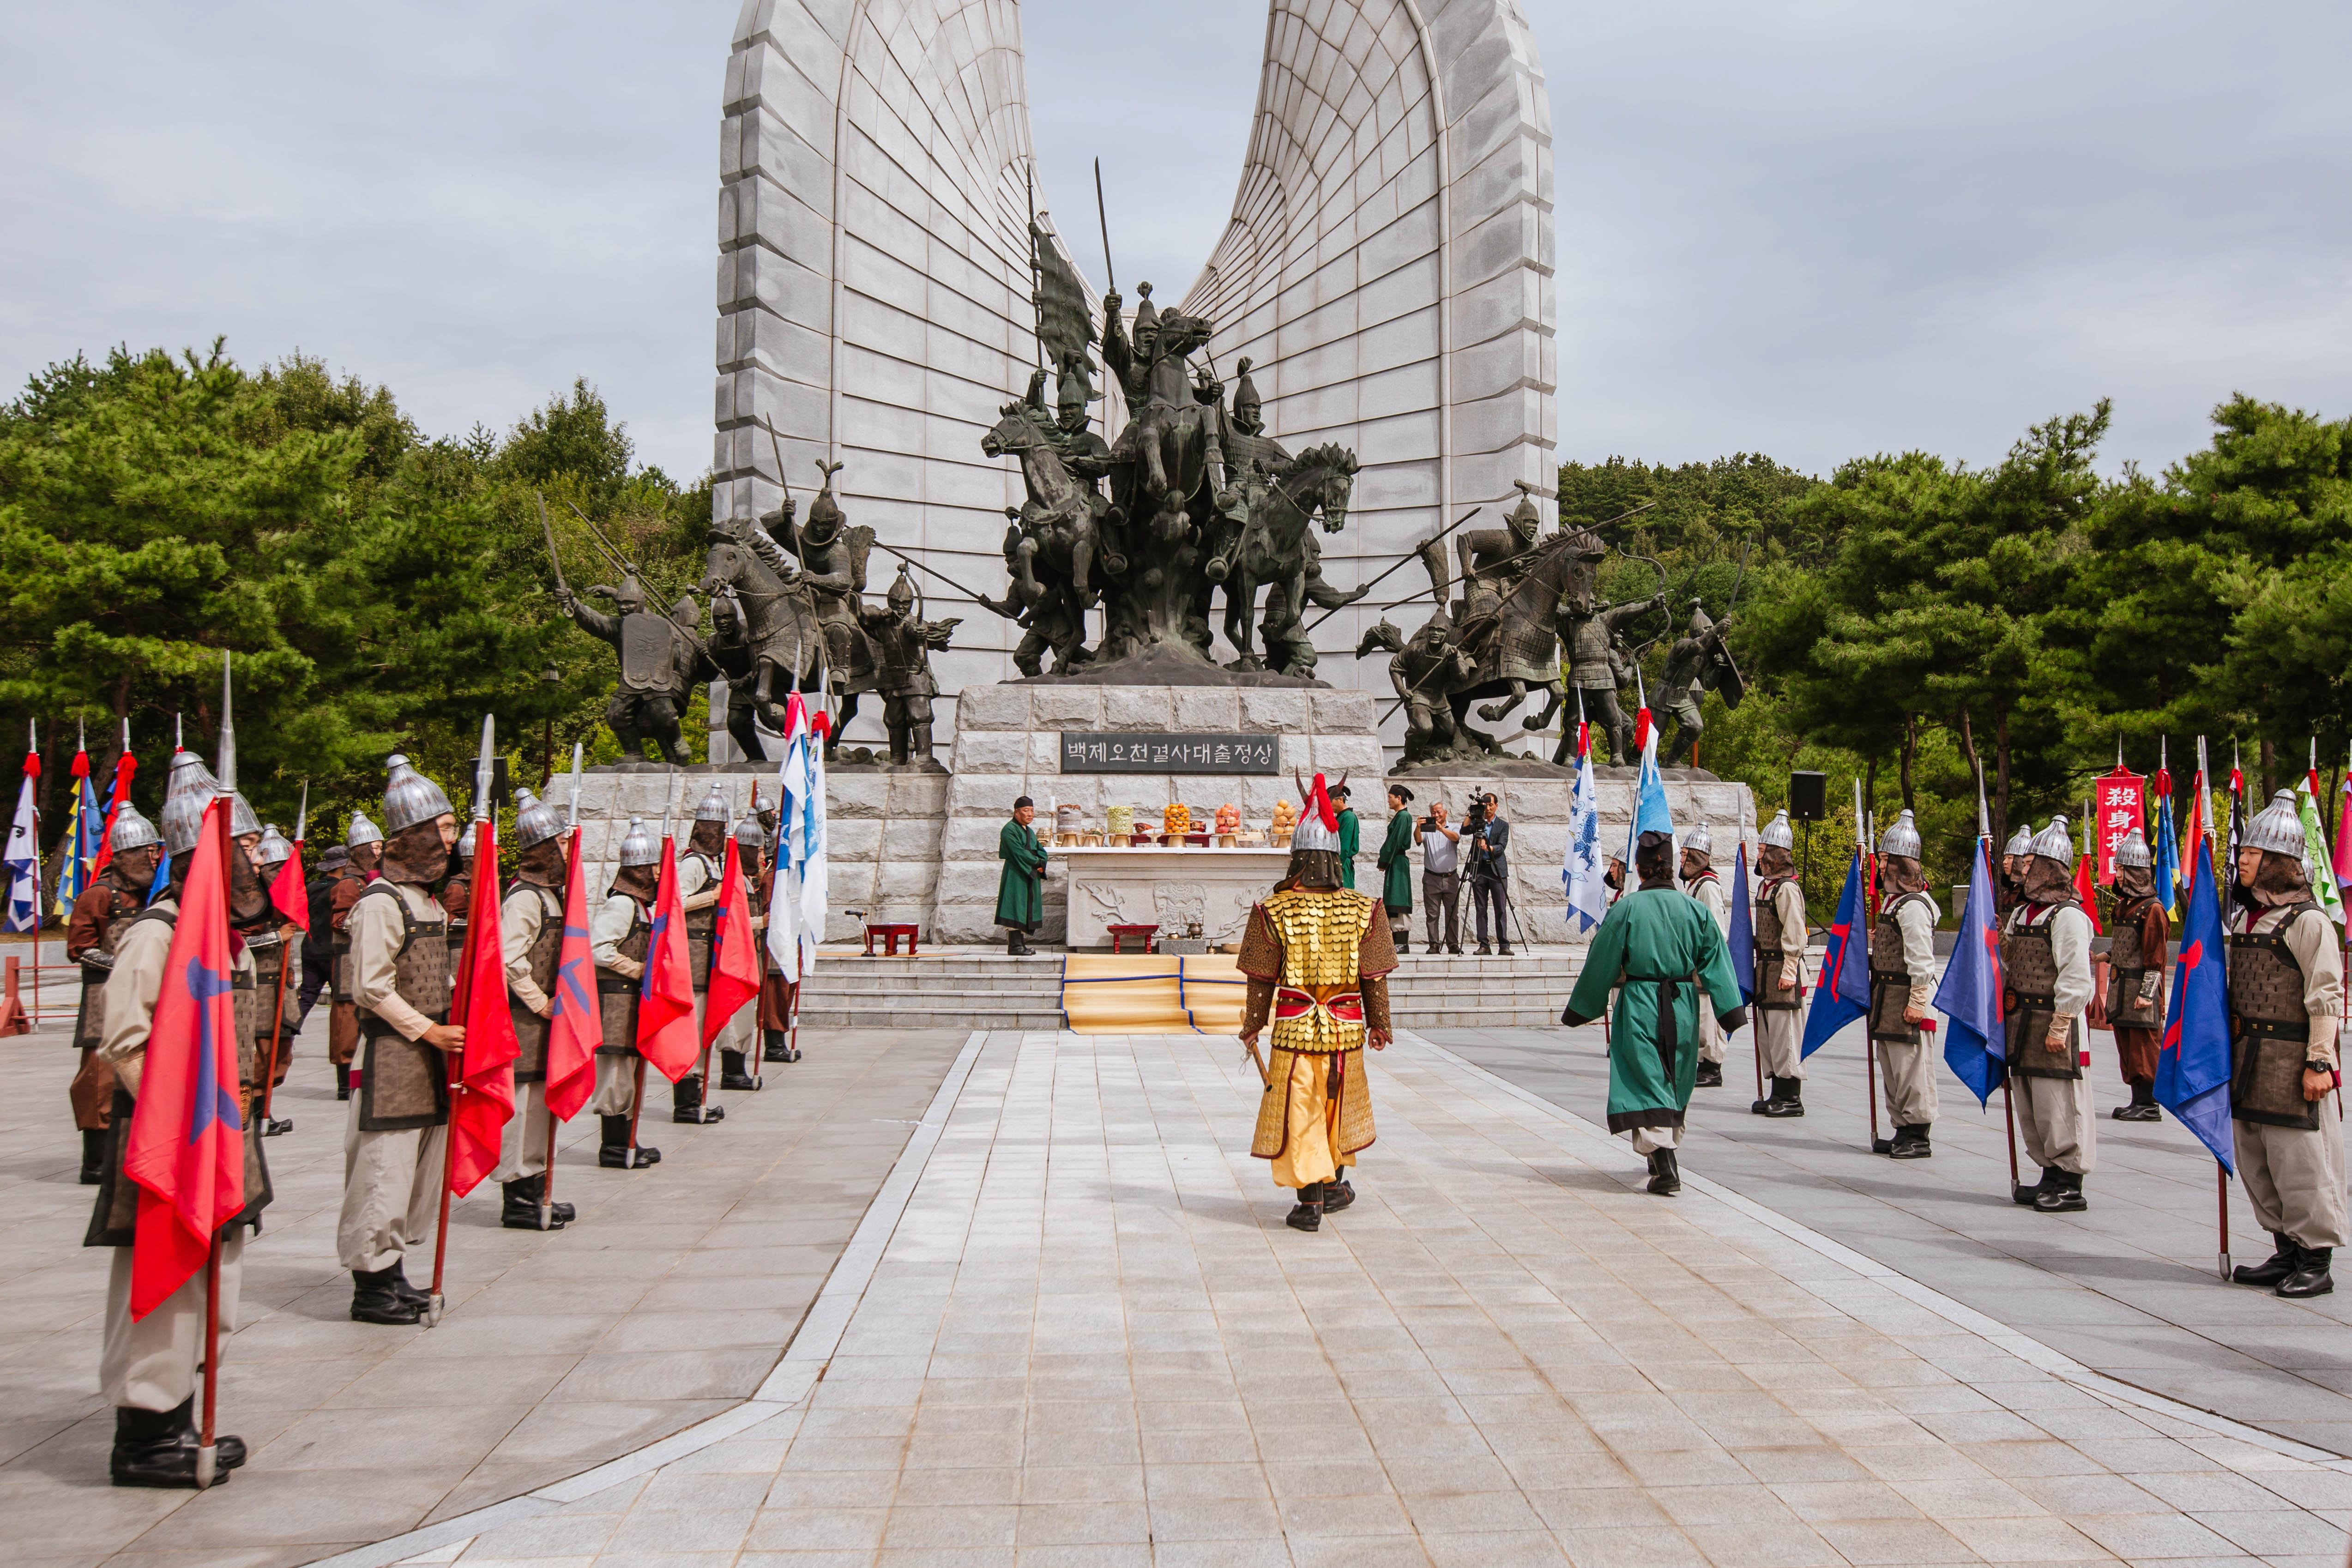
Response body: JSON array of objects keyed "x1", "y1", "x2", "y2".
[
  {"x1": 1417, "y1": 800, "x2": 1462, "y2": 956},
  {"x1": 1463, "y1": 792, "x2": 1514, "y2": 956}
]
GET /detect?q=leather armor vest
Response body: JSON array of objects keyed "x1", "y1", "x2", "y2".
[
  {"x1": 508, "y1": 884, "x2": 563, "y2": 1082},
  {"x1": 597, "y1": 898, "x2": 650, "y2": 1056},
  {"x1": 2230, "y1": 902, "x2": 2322, "y2": 1130},
  {"x1": 2105, "y1": 898, "x2": 2162, "y2": 1029},
  {"x1": 1753, "y1": 878, "x2": 1800, "y2": 1011},
  {"x1": 1868, "y1": 892, "x2": 1934, "y2": 1045},
  {"x1": 2004, "y1": 905, "x2": 2081, "y2": 1080},
  {"x1": 352, "y1": 881, "x2": 452, "y2": 1131}
]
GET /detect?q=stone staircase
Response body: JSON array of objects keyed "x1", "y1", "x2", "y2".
[{"x1": 790, "y1": 947, "x2": 1590, "y2": 1033}]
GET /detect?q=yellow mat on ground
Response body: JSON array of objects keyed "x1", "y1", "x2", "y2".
[{"x1": 1059, "y1": 953, "x2": 1248, "y2": 1035}]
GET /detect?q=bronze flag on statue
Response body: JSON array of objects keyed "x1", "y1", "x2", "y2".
[{"x1": 1030, "y1": 220, "x2": 1095, "y2": 378}]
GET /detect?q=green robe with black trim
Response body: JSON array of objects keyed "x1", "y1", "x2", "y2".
[
  {"x1": 1561, "y1": 885, "x2": 1745, "y2": 1132},
  {"x1": 995, "y1": 819, "x2": 1048, "y2": 930},
  {"x1": 1337, "y1": 808, "x2": 1360, "y2": 890},
  {"x1": 1376, "y1": 808, "x2": 1415, "y2": 912}
]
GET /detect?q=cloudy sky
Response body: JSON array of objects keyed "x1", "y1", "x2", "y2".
[{"x1": 4, "y1": 1, "x2": 2345, "y2": 483}]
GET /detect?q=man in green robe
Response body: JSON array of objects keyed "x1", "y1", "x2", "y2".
[
  {"x1": 1376, "y1": 785, "x2": 1416, "y2": 953},
  {"x1": 1560, "y1": 830, "x2": 1748, "y2": 1195},
  {"x1": 1333, "y1": 784, "x2": 1360, "y2": 890},
  {"x1": 995, "y1": 796, "x2": 1048, "y2": 955}
]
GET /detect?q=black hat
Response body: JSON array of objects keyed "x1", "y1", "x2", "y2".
[
  {"x1": 1013, "y1": 796, "x2": 1034, "y2": 810},
  {"x1": 1390, "y1": 784, "x2": 1415, "y2": 804}
]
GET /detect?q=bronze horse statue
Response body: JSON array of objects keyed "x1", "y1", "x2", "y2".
[
  {"x1": 696, "y1": 526, "x2": 868, "y2": 758},
  {"x1": 981, "y1": 401, "x2": 1108, "y2": 605},
  {"x1": 1208, "y1": 443, "x2": 1359, "y2": 675}
]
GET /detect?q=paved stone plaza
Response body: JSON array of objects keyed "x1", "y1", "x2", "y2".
[{"x1": 9, "y1": 1017, "x2": 2352, "y2": 1567}]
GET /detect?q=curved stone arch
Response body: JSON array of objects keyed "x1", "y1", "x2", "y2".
[{"x1": 1181, "y1": 0, "x2": 1556, "y2": 674}]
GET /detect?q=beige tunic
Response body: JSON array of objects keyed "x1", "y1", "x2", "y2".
[
  {"x1": 1686, "y1": 872, "x2": 1731, "y2": 1064},
  {"x1": 2231, "y1": 904, "x2": 2348, "y2": 1247},
  {"x1": 1879, "y1": 893, "x2": 1943, "y2": 1128}
]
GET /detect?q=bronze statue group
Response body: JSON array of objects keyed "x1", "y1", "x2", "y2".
[{"x1": 70, "y1": 748, "x2": 798, "y2": 1490}]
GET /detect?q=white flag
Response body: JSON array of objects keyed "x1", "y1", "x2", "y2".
[
  {"x1": 768, "y1": 698, "x2": 810, "y2": 980},
  {"x1": 796, "y1": 712, "x2": 830, "y2": 976},
  {"x1": 1562, "y1": 741, "x2": 1607, "y2": 934}
]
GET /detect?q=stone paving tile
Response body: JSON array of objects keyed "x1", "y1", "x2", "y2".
[
  {"x1": 396, "y1": 1029, "x2": 2351, "y2": 1568},
  {"x1": 1430, "y1": 1023, "x2": 2352, "y2": 1459},
  {"x1": 0, "y1": 1020, "x2": 965, "y2": 1567}
]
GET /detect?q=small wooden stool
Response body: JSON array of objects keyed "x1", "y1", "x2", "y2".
[
  {"x1": 862, "y1": 922, "x2": 921, "y2": 957},
  {"x1": 1107, "y1": 923, "x2": 1159, "y2": 955}
]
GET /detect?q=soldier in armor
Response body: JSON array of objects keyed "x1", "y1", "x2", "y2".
[
  {"x1": 1680, "y1": 822, "x2": 1735, "y2": 1089},
  {"x1": 1561, "y1": 828, "x2": 1748, "y2": 1197},
  {"x1": 2225, "y1": 792, "x2": 2346, "y2": 1298},
  {"x1": 556, "y1": 573, "x2": 708, "y2": 764},
  {"x1": 857, "y1": 567, "x2": 959, "y2": 766},
  {"x1": 768, "y1": 461, "x2": 874, "y2": 697},
  {"x1": 1750, "y1": 810, "x2": 1810, "y2": 1117},
  {"x1": 2003, "y1": 818, "x2": 2099, "y2": 1213},
  {"x1": 1357, "y1": 614, "x2": 1476, "y2": 764},
  {"x1": 1998, "y1": 823, "x2": 2035, "y2": 919},
  {"x1": 672, "y1": 784, "x2": 737, "y2": 1121},
  {"x1": 445, "y1": 821, "x2": 475, "y2": 966},
  {"x1": 1561, "y1": 589, "x2": 1666, "y2": 764},
  {"x1": 2106, "y1": 829, "x2": 2169, "y2": 1123},
  {"x1": 66, "y1": 804, "x2": 162, "y2": 1186},
  {"x1": 711, "y1": 812, "x2": 770, "y2": 1086},
  {"x1": 1658, "y1": 606, "x2": 1737, "y2": 766},
  {"x1": 590, "y1": 818, "x2": 664, "y2": 1169},
  {"x1": 1236, "y1": 775, "x2": 1397, "y2": 1234},
  {"x1": 339, "y1": 756, "x2": 465, "y2": 1326},
  {"x1": 1454, "y1": 484, "x2": 1548, "y2": 632},
  {"x1": 707, "y1": 590, "x2": 773, "y2": 764},
  {"x1": 247, "y1": 825, "x2": 302, "y2": 1138},
  {"x1": 493, "y1": 789, "x2": 579, "y2": 1232},
  {"x1": 1868, "y1": 810, "x2": 1942, "y2": 1159},
  {"x1": 89, "y1": 752, "x2": 272, "y2": 1488},
  {"x1": 1100, "y1": 282, "x2": 1159, "y2": 410},
  {"x1": 326, "y1": 811, "x2": 383, "y2": 1103}
]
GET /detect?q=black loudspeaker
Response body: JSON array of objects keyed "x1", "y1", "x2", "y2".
[{"x1": 1788, "y1": 771, "x2": 1827, "y2": 822}]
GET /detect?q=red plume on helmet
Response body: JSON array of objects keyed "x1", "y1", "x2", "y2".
[{"x1": 1294, "y1": 772, "x2": 1338, "y2": 832}]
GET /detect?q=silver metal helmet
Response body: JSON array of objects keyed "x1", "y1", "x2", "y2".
[
  {"x1": 1760, "y1": 809, "x2": 1794, "y2": 850},
  {"x1": 109, "y1": 801, "x2": 161, "y2": 855},
  {"x1": 617, "y1": 817, "x2": 659, "y2": 868},
  {"x1": 1684, "y1": 821, "x2": 1713, "y2": 856},
  {"x1": 381, "y1": 753, "x2": 454, "y2": 835},
  {"x1": 733, "y1": 814, "x2": 766, "y2": 851},
  {"x1": 694, "y1": 783, "x2": 730, "y2": 823},
  {"x1": 512, "y1": 786, "x2": 565, "y2": 851},
  {"x1": 2030, "y1": 816, "x2": 2075, "y2": 863},
  {"x1": 456, "y1": 822, "x2": 476, "y2": 860},
  {"x1": 255, "y1": 824, "x2": 293, "y2": 867},
  {"x1": 2112, "y1": 827, "x2": 2152, "y2": 869},
  {"x1": 346, "y1": 809, "x2": 385, "y2": 850},
  {"x1": 228, "y1": 791, "x2": 262, "y2": 840},
  {"x1": 1879, "y1": 809, "x2": 1923, "y2": 860},
  {"x1": 160, "y1": 752, "x2": 219, "y2": 856},
  {"x1": 2243, "y1": 790, "x2": 2308, "y2": 857},
  {"x1": 2004, "y1": 824, "x2": 2035, "y2": 857}
]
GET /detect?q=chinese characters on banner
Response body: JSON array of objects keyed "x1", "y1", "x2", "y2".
[{"x1": 2094, "y1": 765, "x2": 2144, "y2": 886}]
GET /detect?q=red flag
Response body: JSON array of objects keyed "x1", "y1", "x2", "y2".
[
  {"x1": 122, "y1": 797, "x2": 244, "y2": 1318},
  {"x1": 95, "y1": 748, "x2": 137, "y2": 873},
  {"x1": 445, "y1": 815, "x2": 518, "y2": 1196},
  {"x1": 636, "y1": 834, "x2": 698, "y2": 1081},
  {"x1": 270, "y1": 838, "x2": 308, "y2": 931},
  {"x1": 2092, "y1": 765, "x2": 2144, "y2": 886},
  {"x1": 1632, "y1": 704, "x2": 1652, "y2": 752},
  {"x1": 543, "y1": 827, "x2": 601, "y2": 1121},
  {"x1": 2073, "y1": 853, "x2": 2104, "y2": 935},
  {"x1": 703, "y1": 836, "x2": 761, "y2": 1046}
]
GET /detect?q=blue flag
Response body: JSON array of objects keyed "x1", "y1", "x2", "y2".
[
  {"x1": 2152, "y1": 792, "x2": 2180, "y2": 918},
  {"x1": 1934, "y1": 838, "x2": 2007, "y2": 1106},
  {"x1": 2156, "y1": 833, "x2": 2233, "y2": 1172},
  {"x1": 1728, "y1": 844, "x2": 1755, "y2": 1005},
  {"x1": 1800, "y1": 851, "x2": 1870, "y2": 1058}
]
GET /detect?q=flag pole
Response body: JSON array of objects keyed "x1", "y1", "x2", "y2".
[
  {"x1": 255, "y1": 786, "x2": 305, "y2": 1138},
  {"x1": 198, "y1": 656, "x2": 241, "y2": 1489},
  {"x1": 543, "y1": 742, "x2": 584, "y2": 1230},
  {"x1": 427, "y1": 716, "x2": 498, "y2": 1327},
  {"x1": 2218, "y1": 1163, "x2": 2231, "y2": 1281}
]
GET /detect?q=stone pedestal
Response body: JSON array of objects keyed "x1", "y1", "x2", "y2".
[{"x1": 1059, "y1": 846, "x2": 1292, "y2": 949}]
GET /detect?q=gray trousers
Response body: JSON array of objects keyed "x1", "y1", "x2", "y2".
[
  {"x1": 2014, "y1": 1072, "x2": 2096, "y2": 1176},
  {"x1": 492, "y1": 1080, "x2": 551, "y2": 1182},
  {"x1": 1877, "y1": 1038, "x2": 1939, "y2": 1126},
  {"x1": 1756, "y1": 1006, "x2": 1804, "y2": 1079},
  {"x1": 2235, "y1": 1104, "x2": 2350, "y2": 1249},
  {"x1": 1422, "y1": 870, "x2": 1460, "y2": 951},
  {"x1": 1631, "y1": 1124, "x2": 1683, "y2": 1155},
  {"x1": 101, "y1": 1231, "x2": 245, "y2": 1411},
  {"x1": 1697, "y1": 995, "x2": 1726, "y2": 1064},
  {"x1": 588, "y1": 1053, "x2": 641, "y2": 1117},
  {"x1": 338, "y1": 1100, "x2": 446, "y2": 1272}
]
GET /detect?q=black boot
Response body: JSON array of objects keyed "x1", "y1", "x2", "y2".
[
  {"x1": 110, "y1": 1402, "x2": 241, "y2": 1489},
  {"x1": 350, "y1": 1266, "x2": 424, "y2": 1326},
  {"x1": 81, "y1": 1128, "x2": 106, "y2": 1185},
  {"x1": 673, "y1": 1074, "x2": 723, "y2": 1124},
  {"x1": 598, "y1": 1115, "x2": 660, "y2": 1169},
  {"x1": 1758, "y1": 1076, "x2": 1804, "y2": 1117},
  {"x1": 2111, "y1": 1082, "x2": 2161, "y2": 1122},
  {"x1": 1646, "y1": 1148, "x2": 1682, "y2": 1196},
  {"x1": 720, "y1": 1049, "x2": 761, "y2": 1092},
  {"x1": 334, "y1": 1062, "x2": 351, "y2": 1101},
  {"x1": 1322, "y1": 1177, "x2": 1355, "y2": 1213},
  {"x1": 501, "y1": 1176, "x2": 569, "y2": 1230},
  {"x1": 764, "y1": 1031, "x2": 790, "y2": 1063},
  {"x1": 1285, "y1": 1182, "x2": 1323, "y2": 1232},
  {"x1": 1694, "y1": 1059, "x2": 1723, "y2": 1088},
  {"x1": 1395, "y1": 932, "x2": 1410, "y2": 955},
  {"x1": 1889, "y1": 1124, "x2": 1933, "y2": 1159},
  {"x1": 2014, "y1": 1165, "x2": 2059, "y2": 1206},
  {"x1": 1007, "y1": 932, "x2": 1033, "y2": 957},
  {"x1": 264, "y1": 1114, "x2": 293, "y2": 1137},
  {"x1": 2234, "y1": 1231, "x2": 2299, "y2": 1287},
  {"x1": 386, "y1": 1260, "x2": 431, "y2": 1307},
  {"x1": 2034, "y1": 1170, "x2": 2087, "y2": 1212},
  {"x1": 2278, "y1": 1245, "x2": 2334, "y2": 1298}
]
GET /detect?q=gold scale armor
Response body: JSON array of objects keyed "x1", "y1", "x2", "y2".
[{"x1": 1239, "y1": 888, "x2": 1394, "y2": 1161}]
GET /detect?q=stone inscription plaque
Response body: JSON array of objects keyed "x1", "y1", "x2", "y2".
[{"x1": 1060, "y1": 733, "x2": 1279, "y2": 774}]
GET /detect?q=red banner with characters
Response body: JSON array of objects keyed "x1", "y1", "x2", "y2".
[{"x1": 2094, "y1": 765, "x2": 2145, "y2": 886}]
